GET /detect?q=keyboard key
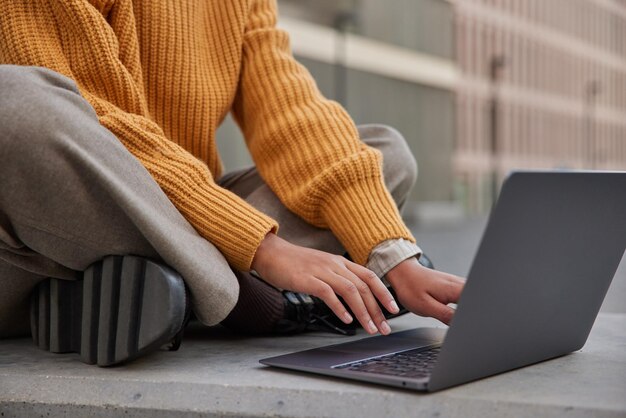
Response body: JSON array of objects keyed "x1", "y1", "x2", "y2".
[{"x1": 334, "y1": 347, "x2": 440, "y2": 378}]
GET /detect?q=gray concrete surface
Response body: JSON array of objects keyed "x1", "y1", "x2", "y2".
[
  {"x1": 1, "y1": 217, "x2": 625, "y2": 417},
  {"x1": 1, "y1": 314, "x2": 625, "y2": 417}
]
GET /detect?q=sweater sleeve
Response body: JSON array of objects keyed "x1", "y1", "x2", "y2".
[
  {"x1": 0, "y1": 0, "x2": 277, "y2": 271},
  {"x1": 232, "y1": 0, "x2": 415, "y2": 265}
]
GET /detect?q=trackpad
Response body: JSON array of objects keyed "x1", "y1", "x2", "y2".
[
  {"x1": 259, "y1": 327, "x2": 447, "y2": 369},
  {"x1": 324, "y1": 327, "x2": 446, "y2": 356}
]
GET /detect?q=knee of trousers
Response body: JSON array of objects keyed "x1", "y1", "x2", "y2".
[
  {"x1": 367, "y1": 124, "x2": 418, "y2": 196},
  {"x1": 0, "y1": 65, "x2": 97, "y2": 162}
]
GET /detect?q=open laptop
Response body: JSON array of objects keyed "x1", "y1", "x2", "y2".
[{"x1": 260, "y1": 171, "x2": 626, "y2": 392}]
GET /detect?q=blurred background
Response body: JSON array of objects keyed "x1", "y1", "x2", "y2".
[{"x1": 217, "y1": 0, "x2": 626, "y2": 222}]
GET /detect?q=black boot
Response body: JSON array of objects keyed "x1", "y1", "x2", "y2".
[{"x1": 30, "y1": 255, "x2": 190, "y2": 366}]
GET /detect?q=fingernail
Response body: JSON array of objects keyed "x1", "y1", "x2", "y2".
[
  {"x1": 380, "y1": 321, "x2": 391, "y2": 335},
  {"x1": 368, "y1": 320, "x2": 378, "y2": 334},
  {"x1": 343, "y1": 312, "x2": 353, "y2": 323},
  {"x1": 389, "y1": 300, "x2": 400, "y2": 313}
]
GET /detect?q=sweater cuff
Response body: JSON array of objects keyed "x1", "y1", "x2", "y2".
[
  {"x1": 322, "y1": 175, "x2": 415, "y2": 265},
  {"x1": 168, "y1": 183, "x2": 278, "y2": 272}
]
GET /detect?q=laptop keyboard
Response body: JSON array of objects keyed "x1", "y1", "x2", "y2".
[{"x1": 334, "y1": 346, "x2": 441, "y2": 379}]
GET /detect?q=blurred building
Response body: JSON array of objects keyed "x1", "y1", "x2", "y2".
[
  {"x1": 217, "y1": 0, "x2": 626, "y2": 218},
  {"x1": 453, "y1": 0, "x2": 626, "y2": 212}
]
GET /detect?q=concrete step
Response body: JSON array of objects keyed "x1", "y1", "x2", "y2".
[{"x1": 1, "y1": 313, "x2": 625, "y2": 418}]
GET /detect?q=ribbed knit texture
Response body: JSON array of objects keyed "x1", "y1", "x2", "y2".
[{"x1": 0, "y1": 0, "x2": 415, "y2": 269}]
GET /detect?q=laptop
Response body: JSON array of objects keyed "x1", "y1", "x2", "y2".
[{"x1": 260, "y1": 171, "x2": 626, "y2": 392}]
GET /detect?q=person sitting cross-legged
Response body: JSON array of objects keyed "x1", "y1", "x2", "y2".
[{"x1": 0, "y1": 0, "x2": 464, "y2": 366}]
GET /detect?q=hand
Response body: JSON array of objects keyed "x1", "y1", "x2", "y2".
[
  {"x1": 251, "y1": 233, "x2": 401, "y2": 335},
  {"x1": 386, "y1": 257, "x2": 465, "y2": 325}
]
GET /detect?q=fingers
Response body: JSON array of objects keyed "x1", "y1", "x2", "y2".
[
  {"x1": 429, "y1": 273, "x2": 465, "y2": 304},
  {"x1": 423, "y1": 295, "x2": 456, "y2": 325},
  {"x1": 444, "y1": 273, "x2": 466, "y2": 286},
  {"x1": 345, "y1": 262, "x2": 400, "y2": 314},
  {"x1": 354, "y1": 279, "x2": 392, "y2": 335},
  {"x1": 300, "y1": 279, "x2": 354, "y2": 325},
  {"x1": 447, "y1": 279, "x2": 464, "y2": 303},
  {"x1": 319, "y1": 257, "x2": 392, "y2": 335},
  {"x1": 329, "y1": 271, "x2": 382, "y2": 335},
  {"x1": 341, "y1": 262, "x2": 397, "y2": 335}
]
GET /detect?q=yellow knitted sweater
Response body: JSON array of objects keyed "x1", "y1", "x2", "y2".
[{"x1": 0, "y1": 0, "x2": 415, "y2": 271}]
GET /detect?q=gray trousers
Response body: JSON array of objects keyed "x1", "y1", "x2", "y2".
[{"x1": 0, "y1": 66, "x2": 417, "y2": 337}]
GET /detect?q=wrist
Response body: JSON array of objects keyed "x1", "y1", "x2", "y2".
[
  {"x1": 251, "y1": 232, "x2": 280, "y2": 275},
  {"x1": 386, "y1": 257, "x2": 422, "y2": 288}
]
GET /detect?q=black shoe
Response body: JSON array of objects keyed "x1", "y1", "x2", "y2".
[
  {"x1": 30, "y1": 255, "x2": 190, "y2": 366},
  {"x1": 273, "y1": 253, "x2": 435, "y2": 335}
]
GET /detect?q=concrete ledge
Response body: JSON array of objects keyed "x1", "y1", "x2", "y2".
[{"x1": 1, "y1": 313, "x2": 625, "y2": 418}]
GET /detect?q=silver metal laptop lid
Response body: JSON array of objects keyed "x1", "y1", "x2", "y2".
[{"x1": 428, "y1": 171, "x2": 626, "y2": 391}]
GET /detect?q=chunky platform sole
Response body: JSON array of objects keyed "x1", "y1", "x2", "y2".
[{"x1": 30, "y1": 255, "x2": 187, "y2": 366}]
